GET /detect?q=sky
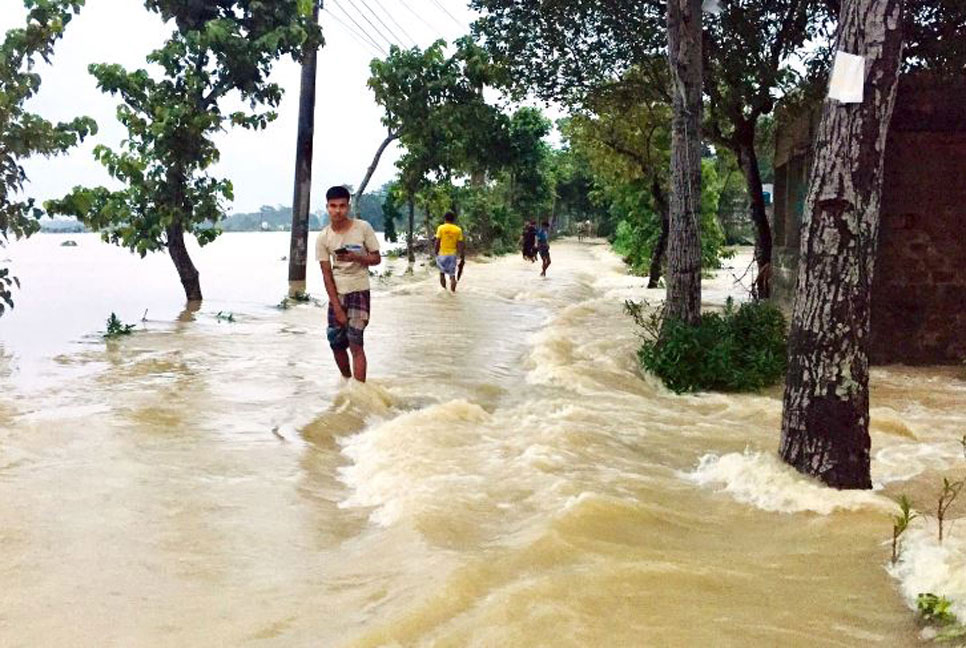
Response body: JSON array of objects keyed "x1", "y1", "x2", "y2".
[{"x1": 2, "y1": 0, "x2": 484, "y2": 215}]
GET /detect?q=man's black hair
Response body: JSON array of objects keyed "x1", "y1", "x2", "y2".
[
  {"x1": 326, "y1": 186, "x2": 351, "y2": 202},
  {"x1": 444, "y1": 211, "x2": 456, "y2": 223}
]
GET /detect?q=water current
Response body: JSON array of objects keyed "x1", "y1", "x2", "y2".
[{"x1": 2, "y1": 233, "x2": 964, "y2": 646}]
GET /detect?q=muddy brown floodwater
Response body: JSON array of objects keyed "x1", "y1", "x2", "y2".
[{"x1": 2, "y1": 233, "x2": 963, "y2": 646}]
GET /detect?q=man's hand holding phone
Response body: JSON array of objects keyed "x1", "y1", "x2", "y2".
[{"x1": 336, "y1": 246, "x2": 368, "y2": 264}]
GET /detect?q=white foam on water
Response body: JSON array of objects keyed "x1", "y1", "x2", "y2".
[
  {"x1": 14, "y1": 402, "x2": 111, "y2": 423},
  {"x1": 337, "y1": 400, "x2": 504, "y2": 527},
  {"x1": 873, "y1": 441, "x2": 965, "y2": 486},
  {"x1": 683, "y1": 450, "x2": 891, "y2": 514},
  {"x1": 888, "y1": 523, "x2": 966, "y2": 621}
]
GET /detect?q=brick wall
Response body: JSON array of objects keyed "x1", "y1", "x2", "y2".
[
  {"x1": 772, "y1": 75, "x2": 966, "y2": 365},
  {"x1": 870, "y1": 131, "x2": 966, "y2": 364}
]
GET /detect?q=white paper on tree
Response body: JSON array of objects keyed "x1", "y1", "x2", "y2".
[
  {"x1": 828, "y1": 51, "x2": 865, "y2": 103},
  {"x1": 702, "y1": 0, "x2": 723, "y2": 15}
]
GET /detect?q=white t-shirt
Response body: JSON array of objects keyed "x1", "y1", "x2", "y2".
[{"x1": 315, "y1": 219, "x2": 380, "y2": 295}]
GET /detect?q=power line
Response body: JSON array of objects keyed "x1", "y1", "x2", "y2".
[
  {"x1": 328, "y1": 0, "x2": 390, "y2": 54},
  {"x1": 427, "y1": 0, "x2": 464, "y2": 28},
  {"x1": 372, "y1": 0, "x2": 418, "y2": 47},
  {"x1": 397, "y1": 0, "x2": 447, "y2": 37},
  {"x1": 340, "y1": 0, "x2": 401, "y2": 50},
  {"x1": 323, "y1": 8, "x2": 386, "y2": 56},
  {"x1": 357, "y1": 0, "x2": 415, "y2": 48}
]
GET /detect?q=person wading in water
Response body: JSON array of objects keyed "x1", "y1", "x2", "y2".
[
  {"x1": 521, "y1": 220, "x2": 537, "y2": 262},
  {"x1": 434, "y1": 211, "x2": 466, "y2": 293},
  {"x1": 536, "y1": 220, "x2": 551, "y2": 277},
  {"x1": 316, "y1": 186, "x2": 381, "y2": 382}
]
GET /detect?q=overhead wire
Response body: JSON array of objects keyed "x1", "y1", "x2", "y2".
[
  {"x1": 327, "y1": 0, "x2": 390, "y2": 55},
  {"x1": 357, "y1": 0, "x2": 416, "y2": 48},
  {"x1": 340, "y1": 0, "x2": 402, "y2": 50},
  {"x1": 427, "y1": 0, "x2": 464, "y2": 28},
  {"x1": 323, "y1": 8, "x2": 387, "y2": 56},
  {"x1": 372, "y1": 0, "x2": 418, "y2": 47},
  {"x1": 397, "y1": 0, "x2": 447, "y2": 37}
]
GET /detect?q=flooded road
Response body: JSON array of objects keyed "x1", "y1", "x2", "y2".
[{"x1": 1, "y1": 233, "x2": 963, "y2": 646}]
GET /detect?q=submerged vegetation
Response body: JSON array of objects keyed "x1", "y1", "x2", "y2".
[
  {"x1": 626, "y1": 298, "x2": 787, "y2": 394},
  {"x1": 103, "y1": 312, "x2": 136, "y2": 338}
]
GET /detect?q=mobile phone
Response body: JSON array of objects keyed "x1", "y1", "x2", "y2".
[{"x1": 334, "y1": 247, "x2": 348, "y2": 254}]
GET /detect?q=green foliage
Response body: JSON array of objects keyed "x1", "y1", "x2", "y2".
[
  {"x1": 369, "y1": 42, "x2": 559, "y2": 255},
  {"x1": 918, "y1": 594, "x2": 958, "y2": 627},
  {"x1": 104, "y1": 312, "x2": 135, "y2": 338},
  {"x1": 892, "y1": 494, "x2": 918, "y2": 565},
  {"x1": 215, "y1": 311, "x2": 234, "y2": 323},
  {"x1": 0, "y1": 267, "x2": 20, "y2": 316},
  {"x1": 936, "y1": 476, "x2": 964, "y2": 544},
  {"x1": 627, "y1": 297, "x2": 788, "y2": 393},
  {"x1": 1, "y1": 0, "x2": 96, "y2": 315},
  {"x1": 45, "y1": 1, "x2": 320, "y2": 294},
  {"x1": 277, "y1": 290, "x2": 315, "y2": 310},
  {"x1": 381, "y1": 183, "x2": 402, "y2": 243}
]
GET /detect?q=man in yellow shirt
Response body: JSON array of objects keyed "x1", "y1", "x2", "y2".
[{"x1": 434, "y1": 211, "x2": 465, "y2": 292}]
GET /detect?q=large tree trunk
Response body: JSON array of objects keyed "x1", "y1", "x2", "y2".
[
  {"x1": 665, "y1": 0, "x2": 703, "y2": 325},
  {"x1": 167, "y1": 222, "x2": 202, "y2": 302},
  {"x1": 407, "y1": 199, "x2": 415, "y2": 264},
  {"x1": 735, "y1": 127, "x2": 772, "y2": 299},
  {"x1": 648, "y1": 177, "x2": 670, "y2": 289},
  {"x1": 287, "y1": 1, "x2": 320, "y2": 296},
  {"x1": 779, "y1": 0, "x2": 905, "y2": 489},
  {"x1": 354, "y1": 131, "x2": 398, "y2": 215}
]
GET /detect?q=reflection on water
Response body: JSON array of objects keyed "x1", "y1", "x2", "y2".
[{"x1": 0, "y1": 234, "x2": 959, "y2": 645}]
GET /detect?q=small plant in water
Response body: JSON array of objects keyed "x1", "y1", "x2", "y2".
[
  {"x1": 277, "y1": 291, "x2": 310, "y2": 310},
  {"x1": 892, "y1": 494, "x2": 918, "y2": 564},
  {"x1": 104, "y1": 312, "x2": 136, "y2": 338},
  {"x1": 936, "y1": 477, "x2": 964, "y2": 544},
  {"x1": 918, "y1": 593, "x2": 957, "y2": 626},
  {"x1": 215, "y1": 311, "x2": 235, "y2": 323}
]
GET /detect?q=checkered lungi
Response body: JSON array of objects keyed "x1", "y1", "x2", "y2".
[{"x1": 327, "y1": 290, "x2": 370, "y2": 349}]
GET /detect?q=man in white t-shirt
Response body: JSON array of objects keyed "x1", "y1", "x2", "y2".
[{"x1": 316, "y1": 186, "x2": 381, "y2": 382}]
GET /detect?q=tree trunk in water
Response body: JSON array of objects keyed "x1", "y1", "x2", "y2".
[
  {"x1": 665, "y1": 0, "x2": 703, "y2": 325},
  {"x1": 287, "y1": 1, "x2": 320, "y2": 296},
  {"x1": 779, "y1": 0, "x2": 905, "y2": 490},
  {"x1": 735, "y1": 129, "x2": 772, "y2": 299},
  {"x1": 354, "y1": 132, "x2": 398, "y2": 216},
  {"x1": 167, "y1": 222, "x2": 202, "y2": 302},
  {"x1": 407, "y1": 200, "x2": 415, "y2": 264},
  {"x1": 648, "y1": 177, "x2": 670, "y2": 289}
]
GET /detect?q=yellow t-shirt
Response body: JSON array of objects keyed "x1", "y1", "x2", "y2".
[{"x1": 435, "y1": 223, "x2": 464, "y2": 256}]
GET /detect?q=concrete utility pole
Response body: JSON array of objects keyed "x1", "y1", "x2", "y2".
[{"x1": 288, "y1": 0, "x2": 321, "y2": 296}]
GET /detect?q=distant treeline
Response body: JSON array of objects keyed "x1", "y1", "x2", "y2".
[
  {"x1": 221, "y1": 192, "x2": 386, "y2": 232},
  {"x1": 39, "y1": 193, "x2": 388, "y2": 234}
]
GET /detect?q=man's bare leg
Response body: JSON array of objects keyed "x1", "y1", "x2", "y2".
[
  {"x1": 439, "y1": 272, "x2": 446, "y2": 289},
  {"x1": 349, "y1": 344, "x2": 367, "y2": 382},
  {"x1": 333, "y1": 348, "x2": 352, "y2": 378},
  {"x1": 450, "y1": 275, "x2": 457, "y2": 292}
]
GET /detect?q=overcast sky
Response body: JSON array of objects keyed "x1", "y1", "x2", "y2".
[{"x1": 2, "y1": 0, "x2": 483, "y2": 214}]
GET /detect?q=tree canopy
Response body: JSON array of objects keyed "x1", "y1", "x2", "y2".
[
  {"x1": 1, "y1": 0, "x2": 96, "y2": 315},
  {"x1": 46, "y1": 0, "x2": 320, "y2": 301}
]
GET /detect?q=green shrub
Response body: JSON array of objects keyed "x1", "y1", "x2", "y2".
[
  {"x1": 627, "y1": 298, "x2": 788, "y2": 393},
  {"x1": 104, "y1": 312, "x2": 136, "y2": 338},
  {"x1": 918, "y1": 593, "x2": 957, "y2": 626}
]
